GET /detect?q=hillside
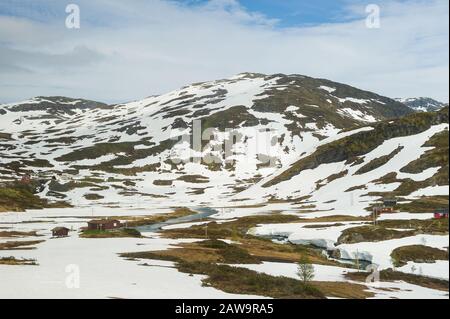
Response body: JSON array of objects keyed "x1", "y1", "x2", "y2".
[
  {"x1": 397, "y1": 97, "x2": 447, "y2": 113},
  {"x1": 0, "y1": 73, "x2": 443, "y2": 214}
]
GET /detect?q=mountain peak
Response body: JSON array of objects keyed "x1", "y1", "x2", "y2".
[{"x1": 396, "y1": 97, "x2": 447, "y2": 112}]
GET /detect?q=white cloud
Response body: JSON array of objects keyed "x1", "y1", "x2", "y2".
[{"x1": 0, "y1": 0, "x2": 448, "y2": 103}]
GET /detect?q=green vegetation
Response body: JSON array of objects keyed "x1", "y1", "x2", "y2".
[
  {"x1": 55, "y1": 141, "x2": 140, "y2": 162},
  {"x1": 338, "y1": 219, "x2": 449, "y2": 244},
  {"x1": 391, "y1": 245, "x2": 449, "y2": 267},
  {"x1": 176, "y1": 175, "x2": 209, "y2": 184},
  {"x1": 0, "y1": 240, "x2": 45, "y2": 250},
  {"x1": 179, "y1": 262, "x2": 325, "y2": 299},
  {"x1": 0, "y1": 133, "x2": 12, "y2": 140},
  {"x1": 83, "y1": 193, "x2": 104, "y2": 200},
  {"x1": 80, "y1": 228, "x2": 142, "y2": 238},
  {"x1": 0, "y1": 182, "x2": 70, "y2": 212},
  {"x1": 346, "y1": 269, "x2": 449, "y2": 292},
  {"x1": 162, "y1": 214, "x2": 300, "y2": 240},
  {"x1": 124, "y1": 239, "x2": 325, "y2": 299},
  {"x1": 0, "y1": 230, "x2": 40, "y2": 238},
  {"x1": 377, "y1": 218, "x2": 448, "y2": 235},
  {"x1": 122, "y1": 238, "x2": 371, "y2": 298},
  {"x1": 0, "y1": 256, "x2": 38, "y2": 266},
  {"x1": 120, "y1": 207, "x2": 196, "y2": 227},
  {"x1": 122, "y1": 239, "x2": 260, "y2": 265},
  {"x1": 338, "y1": 226, "x2": 416, "y2": 244},
  {"x1": 264, "y1": 108, "x2": 448, "y2": 187},
  {"x1": 48, "y1": 180, "x2": 108, "y2": 193},
  {"x1": 71, "y1": 139, "x2": 178, "y2": 174},
  {"x1": 159, "y1": 214, "x2": 343, "y2": 266},
  {"x1": 297, "y1": 256, "x2": 315, "y2": 283},
  {"x1": 153, "y1": 179, "x2": 173, "y2": 186},
  {"x1": 401, "y1": 130, "x2": 448, "y2": 175},
  {"x1": 355, "y1": 146, "x2": 403, "y2": 175},
  {"x1": 200, "y1": 105, "x2": 265, "y2": 131},
  {"x1": 396, "y1": 196, "x2": 448, "y2": 213}
]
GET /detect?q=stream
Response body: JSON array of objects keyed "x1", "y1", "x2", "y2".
[{"x1": 135, "y1": 207, "x2": 218, "y2": 233}]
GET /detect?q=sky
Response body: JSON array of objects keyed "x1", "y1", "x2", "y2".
[{"x1": 0, "y1": 0, "x2": 448, "y2": 104}]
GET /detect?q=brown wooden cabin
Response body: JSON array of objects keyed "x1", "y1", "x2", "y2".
[
  {"x1": 52, "y1": 227, "x2": 70, "y2": 237},
  {"x1": 87, "y1": 219, "x2": 122, "y2": 231},
  {"x1": 383, "y1": 198, "x2": 398, "y2": 208}
]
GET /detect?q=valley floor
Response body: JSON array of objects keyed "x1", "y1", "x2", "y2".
[{"x1": 0, "y1": 203, "x2": 448, "y2": 299}]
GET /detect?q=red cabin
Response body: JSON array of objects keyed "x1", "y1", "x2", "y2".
[{"x1": 434, "y1": 209, "x2": 449, "y2": 219}]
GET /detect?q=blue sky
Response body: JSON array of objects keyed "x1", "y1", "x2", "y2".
[
  {"x1": 0, "y1": 0, "x2": 448, "y2": 103},
  {"x1": 0, "y1": 0, "x2": 365, "y2": 27},
  {"x1": 178, "y1": 0, "x2": 367, "y2": 26}
]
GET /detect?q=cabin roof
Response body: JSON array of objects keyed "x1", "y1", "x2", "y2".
[{"x1": 88, "y1": 219, "x2": 120, "y2": 225}]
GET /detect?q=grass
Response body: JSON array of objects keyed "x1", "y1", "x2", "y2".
[
  {"x1": 80, "y1": 228, "x2": 142, "y2": 238},
  {"x1": 119, "y1": 207, "x2": 196, "y2": 227},
  {"x1": 346, "y1": 269, "x2": 449, "y2": 292},
  {"x1": 122, "y1": 239, "x2": 261, "y2": 264},
  {"x1": 176, "y1": 175, "x2": 210, "y2": 184},
  {"x1": 296, "y1": 215, "x2": 371, "y2": 223},
  {"x1": 84, "y1": 193, "x2": 105, "y2": 200},
  {"x1": 0, "y1": 240, "x2": 45, "y2": 250},
  {"x1": 0, "y1": 133, "x2": 12, "y2": 140},
  {"x1": 55, "y1": 141, "x2": 140, "y2": 162},
  {"x1": 153, "y1": 179, "x2": 173, "y2": 186},
  {"x1": 0, "y1": 182, "x2": 71, "y2": 212},
  {"x1": 312, "y1": 281, "x2": 374, "y2": 299},
  {"x1": 161, "y1": 214, "x2": 301, "y2": 240},
  {"x1": 366, "y1": 130, "x2": 448, "y2": 199},
  {"x1": 0, "y1": 230, "x2": 41, "y2": 238},
  {"x1": 396, "y1": 196, "x2": 449, "y2": 214},
  {"x1": 391, "y1": 245, "x2": 449, "y2": 267},
  {"x1": 401, "y1": 130, "x2": 448, "y2": 175},
  {"x1": 355, "y1": 146, "x2": 403, "y2": 175},
  {"x1": 377, "y1": 218, "x2": 448, "y2": 234},
  {"x1": 119, "y1": 209, "x2": 377, "y2": 298},
  {"x1": 0, "y1": 183, "x2": 48, "y2": 212},
  {"x1": 179, "y1": 262, "x2": 325, "y2": 299},
  {"x1": 153, "y1": 214, "x2": 346, "y2": 267},
  {"x1": 128, "y1": 245, "x2": 370, "y2": 299},
  {"x1": 338, "y1": 226, "x2": 416, "y2": 244},
  {"x1": 0, "y1": 256, "x2": 38, "y2": 266},
  {"x1": 263, "y1": 107, "x2": 448, "y2": 187},
  {"x1": 236, "y1": 238, "x2": 343, "y2": 266}
]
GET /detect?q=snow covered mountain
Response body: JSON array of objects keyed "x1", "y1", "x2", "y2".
[
  {"x1": 396, "y1": 97, "x2": 447, "y2": 113},
  {"x1": 1, "y1": 73, "x2": 447, "y2": 213}
]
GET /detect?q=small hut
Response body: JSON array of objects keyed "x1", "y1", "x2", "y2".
[
  {"x1": 383, "y1": 198, "x2": 397, "y2": 207},
  {"x1": 87, "y1": 219, "x2": 122, "y2": 231},
  {"x1": 434, "y1": 208, "x2": 449, "y2": 219},
  {"x1": 52, "y1": 227, "x2": 70, "y2": 238}
]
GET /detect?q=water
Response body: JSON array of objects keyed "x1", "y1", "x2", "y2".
[{"x1": 135, "y1": 207, "x2": 218, "y2": 233}]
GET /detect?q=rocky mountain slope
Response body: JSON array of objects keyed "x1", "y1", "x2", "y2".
[
  {"x1": 397, "y1": 97, "x2": 447, "y2": 113},
  {"x1": 1, "y1": 73, "x2": 447, "y2": 213}
]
